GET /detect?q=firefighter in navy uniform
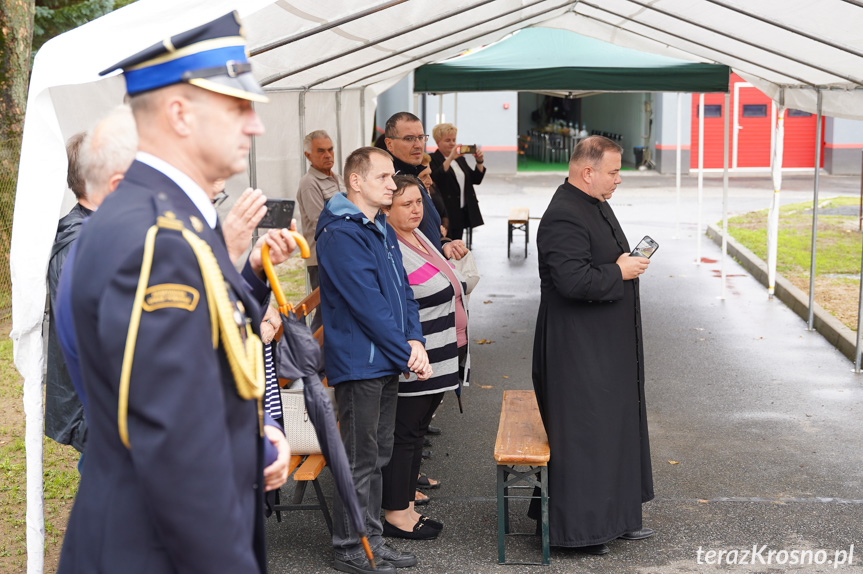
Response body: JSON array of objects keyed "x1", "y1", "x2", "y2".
[{"x1": 57, "y1": 13, "x2": 295, "y2": 574}]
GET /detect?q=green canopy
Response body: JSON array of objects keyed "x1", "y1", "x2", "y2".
[{"x1": 414, "y1": 27, "x2": 730, "y2": 94}]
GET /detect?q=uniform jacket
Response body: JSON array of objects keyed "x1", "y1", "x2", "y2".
[
  {"x1": 45, "y1": 203, "x2": 91, "y2": 452},
  {"x1": 315, "y1": 192, "x2": 424, "y2": 385},
  {"x1": 59, "y1": 161, "x2": 272, "y2": 574}
]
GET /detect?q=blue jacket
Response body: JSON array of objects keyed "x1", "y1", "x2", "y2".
[{"x1": 315, "y1": 192, "x2": 424, "y2": 385}]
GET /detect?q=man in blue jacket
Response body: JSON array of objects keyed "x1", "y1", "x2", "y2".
[{"x1": 317, "y1": 146, "x2": 432, "y2": 573}]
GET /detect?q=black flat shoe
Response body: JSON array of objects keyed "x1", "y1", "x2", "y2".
[
  {"x1": 426, "y1": 425, "x2": 441, "y2": 435},
  {"x1": 421, "y1": 450, "x2": 431, "y2": 459},
  {"x1": 576, "y1": 543, "x2": 609, "y2": 555},
  {"x1": 383, "y1": 520, "x2": 439, "y2": 540},
  {"x1": 416, "y1": 474, "x2": 440, "y2": 490},
  {"x1": 619, "y1": 528, "x2": 654, "y2": 540},
  {"x1": 413, "y1": 491, "x2": 429, "y2": 506},
  {"x1": 333, "y1": 556, "x2": 395, "y2": 573},
  {"x1": 418, "y1": 515, "x2": 443, "y2": 531}
]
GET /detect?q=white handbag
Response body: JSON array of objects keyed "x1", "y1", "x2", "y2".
[{"x1": 279, "y1": 387, "x2": 336, "y2": 455}]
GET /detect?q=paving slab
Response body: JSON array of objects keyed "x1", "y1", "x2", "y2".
[{"x1": 267, "y1": 172, "x2": 863, "y2": 573}]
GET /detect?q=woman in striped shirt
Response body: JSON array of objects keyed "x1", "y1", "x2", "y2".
[{"x1": 380, "y1": 175, "x2": 470, "y2": 540}]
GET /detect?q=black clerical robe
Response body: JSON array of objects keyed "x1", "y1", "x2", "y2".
[{"x1": 531, "y1": 179, "x2": 654, "y2": 547}]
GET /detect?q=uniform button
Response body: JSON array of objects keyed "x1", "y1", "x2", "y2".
[{"x1": 252, "y1": 483, "x2": 259, "y2": 490}]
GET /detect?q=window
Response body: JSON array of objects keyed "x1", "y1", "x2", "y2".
[
  {"x1": 742, "y1": 104, "x2": 768, "y2": 117},
  {"x1": 697, "y1": 105, "x2": 722, "y2": 118},
  {"x1": 787, "y1": 109, "x2": 812, "y2": 118}
]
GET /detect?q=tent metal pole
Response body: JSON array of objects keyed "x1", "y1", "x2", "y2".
[
  {"x1": 259, "y1": 0, "x2": 499, "y2": 87},
  {"x1": 299, "y1": 91, "x2": 307, "y2": 177},
  {"x1": 807, "y1": 90, "x2": 823, "y2": 330},
  {"x1": 696, "y1": 93, "x2": 704, "y2": 265},
  {"x1": 361, "y1": 88, "x2": 367, "y2": 145},
  {"x1": 413, "y1": 93, "x2": 419, "y2": 118},
  {"x1": 342, "y1": 0, "x2": 574, "y2": 89},
  {"x1": 576, "y1": 5, "x2": 816, "y2": 87},
  {"x1": 675, "y1": 92, "x2": 682, "y2": 239},
  {"x1": 721, "y1": 91, "x2": 730, "y2": 300},
  {"x1": 336, "y1": 89, "x2": 344, "y2": 174},
  {"x1": 854, "y1": 240, "x2": 863, "y2": 374},
  {"x1": 767, "y1": 88, "x2": 786, "y2": 299},
  {"x1": 617, "y1": 0, "x2": 862, "y2": 85},
  {"x1": 252, "y1": 0, "x2": 410, "y2": 56},
  {"x1": 701, "y1": 0, "x2": 863, "y2": 60},
  {"x1": 454, "y1": 93, "x2": 458, "y2": 126},
  {"x1": 439, "y1": 94, "x2": 443, "y2": 124},
  {"x1": 855, "y1": 241, "x2": 863, "y2": 372}
]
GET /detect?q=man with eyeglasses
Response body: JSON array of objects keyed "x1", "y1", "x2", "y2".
[{"x1": 384, "y1": 112, "x2": 467, "y2": 261}]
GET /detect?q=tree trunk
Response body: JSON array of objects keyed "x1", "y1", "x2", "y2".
[{"x1": 0, "y1": 0, "x2": 35, "y2": 313}]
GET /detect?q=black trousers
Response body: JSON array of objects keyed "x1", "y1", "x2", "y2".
[{"x1": 381, "y1": 392, "x2": 444, "y2": 511}]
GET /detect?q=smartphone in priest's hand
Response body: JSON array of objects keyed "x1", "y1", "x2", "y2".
[
  {"x1": 258, "y1": 198, "x2": 295, "y2": 229},
  {"x1": 631, "y1": 235, "x2": 659, "y2": 259}
]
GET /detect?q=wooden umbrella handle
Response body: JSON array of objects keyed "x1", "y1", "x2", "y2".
[{"x1": 261, "y1": 231, "x2": 311, "y2": 315}]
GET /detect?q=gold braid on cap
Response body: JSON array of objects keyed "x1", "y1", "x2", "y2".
[{"x1": 118, "y1": 213, "x2": 264, "y2": 449}]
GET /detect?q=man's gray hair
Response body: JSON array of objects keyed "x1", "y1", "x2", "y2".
[
  {"x1": 570, "y1": 135, "x2": 623, "y2": 167},
  {"x1": 304, "y1": 129, "x2": 331, "y2": 153},
  {"x1": 81, "y1": 105, "x2": 138, "y2": 202}
]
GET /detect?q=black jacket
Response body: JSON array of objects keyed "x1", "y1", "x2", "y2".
[
  {"x1": 429, "y1": 150, "x2": 485, "y2": 241},
  {"x1": 45, "y1": 203, "x2": 92, "y2": 452},
  {"x1": 389, "y1": 153, "x2": 445, "y2": 252}
]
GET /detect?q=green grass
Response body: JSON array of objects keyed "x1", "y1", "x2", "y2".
[{"x1": 726, "y1": 196, "x2": 862, "y2": 277}]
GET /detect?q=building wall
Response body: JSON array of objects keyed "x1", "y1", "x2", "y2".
[
  {"x1": 653, "y1": 92, "x2": 692, "y2": 174},
  {"x1": 824, "y1": 117, "x2": 863, "y2": 175},
  {"x1": 580, "y1": 93, "x2": 647, "y2": 167}
]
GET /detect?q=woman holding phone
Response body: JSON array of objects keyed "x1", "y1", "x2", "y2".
[{"x1": 430, "y1": 123, "x2": 485, "y2": 245}]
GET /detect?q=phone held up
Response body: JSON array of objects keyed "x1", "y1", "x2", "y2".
[
  {"x1": 458, "y1": 144, "x2": 477, "y2": 154},
  {"x1": 258, "y1": 198, "x2": 295, "y2": 229},
  {"x1": 631, "y1": 235, "x2": 659, "y2": 259}
]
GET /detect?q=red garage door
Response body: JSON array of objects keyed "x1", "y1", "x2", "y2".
[{"x1": 691, "y1": 74, "x2": 822, "y2": 170}]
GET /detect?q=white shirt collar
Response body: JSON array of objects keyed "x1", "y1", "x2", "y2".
[{"x1": 135, "y1": 151, "x2": 217, "y2": 229}]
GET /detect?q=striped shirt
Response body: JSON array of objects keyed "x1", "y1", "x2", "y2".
[
  {"x1": 263, "y1": 342, "x2": 282, "y2": 419},
  {"x1": 396, "y1": 229, "x2": 469, "y2": 397}
]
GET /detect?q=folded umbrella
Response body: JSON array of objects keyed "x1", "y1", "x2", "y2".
[{"x1": 261, "y1": 241, "x2": 376, "y2": 568}]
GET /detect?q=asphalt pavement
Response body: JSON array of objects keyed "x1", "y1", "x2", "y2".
[{"x1": 267, "y1": 171, "x2": 863, "y2": 573}]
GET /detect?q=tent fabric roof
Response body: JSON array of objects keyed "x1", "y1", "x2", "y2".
[{"x1": 414, "y1": 27, "x2": 731, "y2": 93}]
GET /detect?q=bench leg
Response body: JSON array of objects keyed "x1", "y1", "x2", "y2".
[
  {"x1": 524, "y1": 220, "x2": 529, "y2": 258},
  {"x1": 311, "y1": 477, "x2": 334, "y2": 535},
  {"x1": 540, "y1": 466, "x2": 550, "y2": 565},
  {"x1": 291, "y1": 480, "x2": 308, "y2": 504},
  {"x1": 497, "y1": 465, "x2": 507, "y2": 564},
  {"x1": 507, "y1": 224, "x2": 512, "y2": 258}
]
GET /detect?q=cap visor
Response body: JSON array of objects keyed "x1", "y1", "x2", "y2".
[{"x1": 188, "y1": 73, "x2": 268, "y2": 103}]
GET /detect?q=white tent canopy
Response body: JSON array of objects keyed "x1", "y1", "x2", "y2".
[{"x1": 12, "y1": 1, "x2": 863, "y2": 571}]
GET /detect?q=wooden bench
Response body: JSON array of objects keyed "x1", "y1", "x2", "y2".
[
  {"x1": 494, "y1": 390, "x2": 550, "y2": 565},
  {"x1": 507, "y1": 207, "x2": 530, "y2": 258},
  {"x1": 272, "y1": 452, "x2": 332, "y2": 533},
  {"x1": 271, "y1": 288, "x2": 333, "y2": 532}
]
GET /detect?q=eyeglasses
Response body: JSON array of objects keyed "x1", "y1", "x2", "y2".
[{"x1": 389, "y1": 134, "x2": 429, "y2": 143}]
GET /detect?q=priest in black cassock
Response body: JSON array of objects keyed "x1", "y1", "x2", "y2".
[{"x1": 530, "y1": 136, "x2": 654, "y2": 556}]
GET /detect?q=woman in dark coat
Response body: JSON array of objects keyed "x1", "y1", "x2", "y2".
[
  {"x1": 429, "y1": 123, "x2": 485, "y2": 243},
  {"x1": 530, "y1": 136, "x2": 654, "y2": 554}
]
